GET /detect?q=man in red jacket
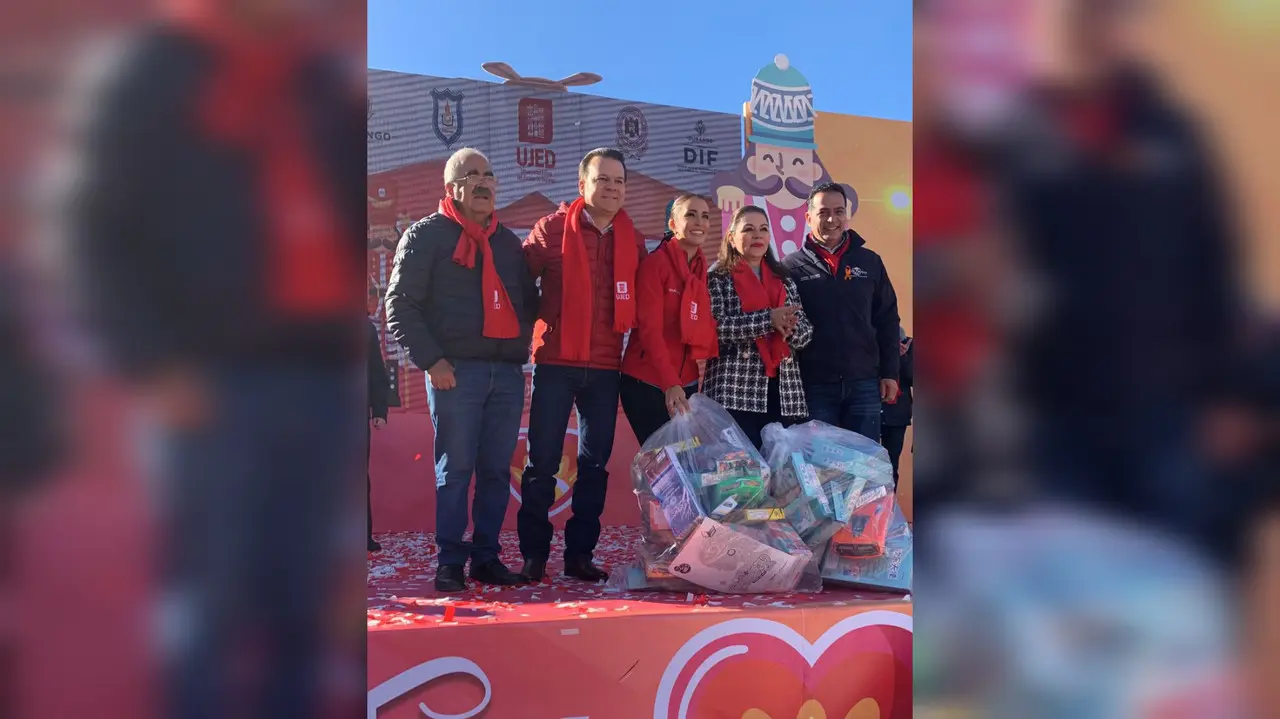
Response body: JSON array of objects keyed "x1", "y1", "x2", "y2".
[{"x1": 518, "y1": 148, "x2": 647, "y2": 583}]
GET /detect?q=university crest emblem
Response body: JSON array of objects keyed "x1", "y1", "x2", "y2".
[{"x1": 431, "y1": 88, "x2": 465, "y2": 149}]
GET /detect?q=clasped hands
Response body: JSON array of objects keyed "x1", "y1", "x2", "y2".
[{"x1": 770, "y1": 306, "x2": 800, "y2": 338}]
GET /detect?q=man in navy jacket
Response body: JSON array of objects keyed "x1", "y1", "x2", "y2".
[{"x1": 783, "y1": 183, "x2": 901, "y2": 442}]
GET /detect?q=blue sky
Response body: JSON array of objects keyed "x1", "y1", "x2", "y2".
[{"x1": 368, "y1": 0, "x2": 912, "y2": 121}]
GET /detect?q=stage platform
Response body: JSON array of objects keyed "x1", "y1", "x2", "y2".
[{"x1": 368, "y1": 527, "x2": 914, "y2": 719}]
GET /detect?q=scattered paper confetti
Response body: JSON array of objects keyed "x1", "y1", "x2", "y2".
[{"x1": 366, "y1": 527, "x2": 907, "y2": 629}]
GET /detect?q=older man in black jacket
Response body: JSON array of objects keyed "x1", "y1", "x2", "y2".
[{"x1": 385, "y1": 148, "x2": 539, "y2": 592}]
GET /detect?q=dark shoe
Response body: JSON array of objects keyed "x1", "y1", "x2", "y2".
[
  {"x1": 367, "y1": 536, "x2": 382, "y2": 553},
  {"x1": 520, "y1": 557, "x2": 547, "y2": 583},
  {"x1": 564, "y1": 556, "x2": 609, "y2": 582},
  {"x1": 469, "y1": 559, "x2": 523, "y2": 587},
  {"x1": 434, "y1": 564, "x2": 466, "y2": 593}
]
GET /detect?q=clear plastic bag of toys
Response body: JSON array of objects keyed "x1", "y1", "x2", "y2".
[
  {"x1": 762, "y1": 420, "x2": 896, "y2": 555},
  {"x1": 630, "y1": 394, "x2": 772, "y2": 559}
]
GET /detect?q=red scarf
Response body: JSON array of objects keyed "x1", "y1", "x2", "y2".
[
  {"x1": 172, "y1": 0, "x2": 355, "y2": 318},
  {"x1": 438, "y1": 199, "x2": 520, "y2": 339},
  {"x1": 806, "y1": 234, "x2": 849, "y2": 276},
  {"x1": 731, "y1": 261, "x2": 790, "y2": 378},
  {"x1": 660, "y1": 239, "x2": 717, "y2": 359},
  {"x1": 559, "y1": 197, "x2": 640, "y2": 362}
]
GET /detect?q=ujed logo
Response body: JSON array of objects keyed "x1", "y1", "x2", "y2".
[
  {"x1": 515, "y1": 147, "x2": 557, "y2": 183},
  {"x1": 615, "y1": 105, "x2": 649, "y2": 160},
  {"x1": 517, "y1": 97, "x2": 553, "y2": 144},
  {"x1": 431, "y1": 88, "x2": 465, "y2": 149},
  {"x1": 516, "y1": 98, "x2": 556, "y2": 182},
  {"x1": 615, "y1": 281, "x2": 630, "y2": 300}
]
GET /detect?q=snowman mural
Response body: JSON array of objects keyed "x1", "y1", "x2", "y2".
[{"x1": 710, "y1": 54, "x2": 857, "y2": 258}]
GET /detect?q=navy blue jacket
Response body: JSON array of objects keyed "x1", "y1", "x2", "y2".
[{"x1": 783, "y1": 231, "x2": 901, "y2": 384}]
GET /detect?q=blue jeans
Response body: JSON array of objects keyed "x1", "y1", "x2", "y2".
[
  {"x1": 426, "y1": 361, "x2": 525, "y2": 567},
  {"x1": 805, "y1": 377, "x2": 883, "y2": 443},
  {"x1": 518, "y1": 363, "x2": 620, "y2": 561},
  {"x1": 163, "y1": 368, "x2": 361, "y2": 719}
]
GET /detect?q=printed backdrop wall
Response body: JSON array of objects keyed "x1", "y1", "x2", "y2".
[{"x1": 368, "y1": 59, "x2": 913, "y2": 532}]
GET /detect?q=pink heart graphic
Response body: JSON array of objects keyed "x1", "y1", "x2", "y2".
[{"x1": 654, "y1": 611, "x2": 913, "y2": 719}]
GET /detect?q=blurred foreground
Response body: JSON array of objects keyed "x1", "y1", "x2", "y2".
[
  {"x1": 1, "y1": 0, "x2": 1278, "y2": 718},
  {"x1": 915, "y1": 0, "x2": 1278, "y2": 716},
  {"x1": 2, "y1": 1, "x2": 367, "y2": 718}
]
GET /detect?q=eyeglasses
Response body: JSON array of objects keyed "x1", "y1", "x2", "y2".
[{"x1": 449, "y1": 171, "x2": 498, "y2": 187}]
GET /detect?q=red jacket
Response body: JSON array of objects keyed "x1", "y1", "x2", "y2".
[
  {"x1": 621, "y1": 245, "x2": 718, "y2": 389},
  {"x1": 524, "y1": 203, "x2": 647, "y2": 370}
]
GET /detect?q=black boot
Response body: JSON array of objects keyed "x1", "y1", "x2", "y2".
[
  {"x1": 367, "y1": 536, "x2": 382, "y2": 553},
  {"x1": 469, "y1": 559, "x2": 523, "y2": 587},
  {"x1": 520, "y1": 557, "x2": 547, "y2": 583},
  {"x1": 434, "y1": 564, "x2": 466, "y2": 593},
  {"x1": 564, "y1": 556, "x2": 609, "y2": 582}
]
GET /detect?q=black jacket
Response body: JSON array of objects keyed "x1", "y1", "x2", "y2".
[
  {"x1": 68, "y1": 28, "x2": 366, "y2": 376},
  {"x1": 782, "y1": 231, "x2": 901, "y2": 384},
  {"x1": 882, "y1": 338, "x2": 913, "y2": 427},
  {"x1": 384, "y1": 213, "x2": 538, "y2": 370},
  {"x1": 367, "y1": 319, "x2": 391, "y2": 419},
  {"x1": 0, "y1": 267, "x2": 65, "y2": 494},
  {"x1": 1006, "y1": 66, "x2": 1239, "y2": 417}
]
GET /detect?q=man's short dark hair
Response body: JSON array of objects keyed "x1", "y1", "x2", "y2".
[
  {"x1": 579, "y1": 147, "x2": 627, "y2": 181},
  {"x1": 807, "y1": 182, "x2": 847, "y2": 209}
]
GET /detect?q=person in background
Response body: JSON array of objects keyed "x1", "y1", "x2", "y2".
[
  {"x1": 784, "y1": 183, "x2": 901, "y2": 442},
  {"x1": 519, "y1": 148, "x2": 647, "y2": 584},
  {"x1": 65, "y1": 1, "x2": 367, "y2": 717},
  {"x1": 620, "y1": 193, "x2": 718, "y2": 446},
  {"x1": 881, "y1": 326, "x2": 913, "y2": 486},
  {"x1": 704, "y1": 206, "x2": 812, "y2": 449},
  {"x1": 384, "y1": 148, "x2": 539, "y2": 593},
  {"x1": 367, "y1": 317, "x2": 391, "y2": 552}
]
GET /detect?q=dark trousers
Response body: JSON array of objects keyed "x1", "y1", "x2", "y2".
[
  {"x1": 163, "y1": 368, "x2": 360, "y2": 719},
  {"x1": 1034, "y1": 403, "x2": 1225, "y2": 559},
  {"x1": 726, "y1": 376, "x2": 796, "y2": 451},
  {"x1": 881, "y1": 423, "x2": 907, "y2": 488},
  {"x1": 518, "y1": 363, "x2": 621, "y2": 562},
  {"x1": 366, "y1": 420, "x2": 373, "y2": 540},
  {"x1": 805, "y1": 377, "x2": 883, "y2": 443},
  {"x1": 620, "y1": 374, "x2": 697, "y2": 448},
  {"x1": 426, "y1": 361, "x2": 525, "y2": 567}
]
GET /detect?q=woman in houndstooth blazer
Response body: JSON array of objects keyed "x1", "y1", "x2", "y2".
[{"x1": 703, "y1": 206, "x2": 813, "y2": 449}]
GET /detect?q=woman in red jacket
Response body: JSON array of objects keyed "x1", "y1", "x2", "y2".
[{"x1": 620, "y1": 193, "x2": 719, "y2": 445}]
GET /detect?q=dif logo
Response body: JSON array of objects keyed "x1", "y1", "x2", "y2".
[
  {"x1": 680, "y1": 119, "x2": 718, "y2": 174},
  {"x1": 682, "y1": 147, "x2": 719, "y2": 167}
]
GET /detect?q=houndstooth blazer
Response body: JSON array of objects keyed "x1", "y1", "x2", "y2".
[{"x1": 702, "y1": 266, "x2": 813, "y2": 417}]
